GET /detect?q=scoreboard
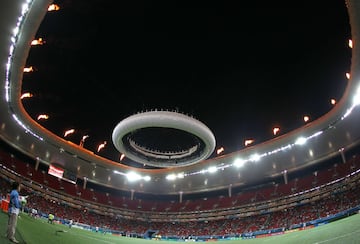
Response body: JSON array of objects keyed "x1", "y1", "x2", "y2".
[{"x1": 48, "y1": 164, "x2": 77, "y2": 184}]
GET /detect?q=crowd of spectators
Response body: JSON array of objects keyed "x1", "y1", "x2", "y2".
[{"x1": 1, "y1": 145, "x2": 360, "y2": 237}]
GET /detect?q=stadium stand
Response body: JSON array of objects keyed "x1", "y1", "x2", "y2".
[{"x1": 1, "y1": 141, "x2": 360, "y2": 239}]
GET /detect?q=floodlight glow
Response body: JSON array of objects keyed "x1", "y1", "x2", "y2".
[
  {"x1": 353, "y1": 85, "x2": 360, "y2": 106},
  {"x1": 23, "y1": 66, "x2": 33, "y2": 72},
  {"x1": 37, "y1": 114, "x2": 49, "y2": 120},
  {"x1": 113, "y1": 170, "x2": 124, "y2": 175},
  {"x1": 244, "y1": 139, "x2": 254, "y2": 146},
  {"x1": 295, "y1": 137, "x2": 307, "y2": 145},
  {"x1": 48, "y1": 3, "x2": 60, "y2": 11},
  {"x1": 208, "y1": 166, "x2": 217, "y2": 173},
  {"x1": 97, "y1": 141, "x2": 107, "y2": 152},
  {"x1": 13, "y1": 26, "x2": 20, "y2": 36},
  {"x1": 126, "y1": 172, "x2": 141, "y2": 182},
  {"x1": 166, "y1": 174, "x2": 176, "y2": 180},
  {"x1": 119, "y1": 153, "x2": 125, "y2": 161},
  {"x1": 143, "y1": 175, "x2": 151, "y2": 181},
  {"x1": 200, "y1": 169, "x2": 207, "y2": 174},
  {"x1": 31, "y1": 38, "x2": 44, "y2": 45},
  {"x1": 216, "y1": 147, "x2": 224, "y2": 155},
  {"x1": 311, "y1": 131, "x2": 323, "y2": 138},
  {"x1": 64, "y1": 129, "x2": 75, "y2": 137},
  {"x1": 233, "y1": 158, "x2": 245, "y2": 168},
  {"x1": 342, "y1": 108, "x2": 352, "y2": 119},
  {"x1": 249, "y1": 153, "x2": 260, "y2": 162},
  {"x1": 20, "y1": 92, "x2": 32, "y2": 99},
  {"x1": 273, "y1": 127, "x2": 280, "y2": 135}
]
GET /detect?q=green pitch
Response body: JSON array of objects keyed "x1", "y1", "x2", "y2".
[{"x1": 1, "y1": 211, "x2": 360, "y2": 244}]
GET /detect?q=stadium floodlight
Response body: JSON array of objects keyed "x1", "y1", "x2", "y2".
[
  {"x1": 352, "y1": 85, "x2": 360, "y2": 106},
  {"x1": 295, "y1": 137, "x2": 307, "y2": 145},
  {"x1": 166, "y1": 174, "x2": 176, "y2": 180},
  {"x1": 166, "y1": 173, "x2": 184, "y2": 180},
  {"x1": 233, "y1": 158, "x2": 245, "y2": 168},
  {"x1": 249, "y1": 153, "x2": 261, "y2": 162},
  {"x1": 208, "y1": 166, "x2": 217, "y2": 173},
  {"x1": 143, "y1": 175, "x2": 151, "y2": 181},
  {"x1": 126, "y1": 172, "x2": 141, "y2": 182}
]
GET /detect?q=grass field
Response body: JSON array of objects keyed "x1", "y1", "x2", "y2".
[{"x1": 1, "y1": 211, "x2": 360, "y2": 244}]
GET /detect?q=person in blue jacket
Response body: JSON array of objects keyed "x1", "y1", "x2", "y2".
[{"x1": 7, "y1": 181, "x2": 21, "y2": 243}]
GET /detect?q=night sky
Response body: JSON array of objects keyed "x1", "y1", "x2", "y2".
[{"x1": 21, "y1": 0, "x2": 351, "y2": 166}]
